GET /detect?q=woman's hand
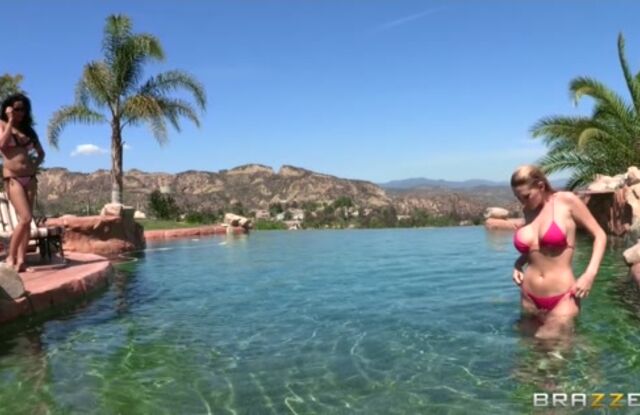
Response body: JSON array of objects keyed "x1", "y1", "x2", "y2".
[
  {"x1": 512, "y1": 268, "x2": 524, "y2": 286},
  {"x1": 573, "y1": 273, "x2": 595, "y2": 298},
  {"x1": 4, "y1": 106, "x2": 14, "y2": 123}
]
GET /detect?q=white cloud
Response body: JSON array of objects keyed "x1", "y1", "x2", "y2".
[
  {"x1": 123, "y1": 143, "x2": 132, "y2": 150},
  {"x1": 70, "y1": 144, "x2": 107, "y2": 157}
]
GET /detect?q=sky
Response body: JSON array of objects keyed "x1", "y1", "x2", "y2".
[{"x1": 3, "y1": 0, "x2": 640, "y2": 182}]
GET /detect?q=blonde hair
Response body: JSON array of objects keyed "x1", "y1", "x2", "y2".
[{"x1": 510, "y1": 165, "x2": 555, "y2": 193}]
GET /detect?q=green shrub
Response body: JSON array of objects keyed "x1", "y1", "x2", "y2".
[{"x1": 148, "y1": 190, "x2": 180, "y2": 220}]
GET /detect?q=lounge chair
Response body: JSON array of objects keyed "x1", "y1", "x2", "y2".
[{"x1": 0, "y1": 192, "x2": 64, "y2": 262}]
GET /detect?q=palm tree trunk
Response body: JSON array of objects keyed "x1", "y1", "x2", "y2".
[{"x1": 111, "y1": 119, "x2": 123, "y2": 204}]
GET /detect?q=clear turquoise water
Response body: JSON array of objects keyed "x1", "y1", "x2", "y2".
[{"x1": 0, "y1": 227, "x2": 639, "y2": 414}]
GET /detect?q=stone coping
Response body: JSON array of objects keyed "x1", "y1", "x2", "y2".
[
  {"x1": 144, "y1": 225, "x2": 248, "y2": 241},
  {"x1": 0, "y1": 252, "x2": 113, "y2": 325}
]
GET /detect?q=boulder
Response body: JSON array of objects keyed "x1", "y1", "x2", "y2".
[
  {"x1": 100, "y1": 203, "x2": 123, "y2": 217},
  {"x1": 484, "y1": 207, "x2": 510, "y2": 220},
  {"x1": 580, "y1": 188, "x2": 632, "y2": 237},
  {"x1": 224, "y1": 213, "x2": 252, "y2": 229},
  {"x1": 627, "y1": 166, "x2": 640, "y2": 186},
  {"x1": 587, "y1": 174, "x2": 626, "y2": 192},
  {"x1": 623, "y1": 242, "x2": 640, "y2": 266}
]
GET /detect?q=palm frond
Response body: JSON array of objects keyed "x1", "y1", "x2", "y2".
[
  {"x1": 112, "y1": 34, "x2": 164, "y2": 96},
  {"x1": 530, "y1": 115, "x2": 594, "y2": 145},
  {"x1": 139, "y1": 70, "x2": 207, "y2": 109},
  {"x1": 617, "y1": 33, "x2": 640, "y2": 115},
  {"x1": 121, "y1": 95, "x2": 168, "y2": 144},
  {"x1": 569, "y1": 76, "x2": 636, "y2": 132},
  {"x1": 75, "y1": 62, "x2": 115, "y2": 113},
  {"x1": 103, "y1": 14, "x2": 133, "y2": 67},
  {"x1": 47, "y1": 105, "x2": 106, "y2": 148}
]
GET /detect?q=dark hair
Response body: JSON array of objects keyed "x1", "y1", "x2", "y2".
[
  {"x1": 511, "y1": 164, "x2": 555, "y2": 193},
  {"x1": 0, "y1": 93, "x2": 38, "y2": 141}
]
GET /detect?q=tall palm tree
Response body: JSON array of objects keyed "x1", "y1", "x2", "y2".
[
  {"x1": 48, "y1": 14, "x2": 206, "y2": 204},
  {"x1": 0, "y1": 73, "x2": 23, "y2": 100},
  {"x1": 531, "y1": 33, "x2": 640, "y2": 189}
]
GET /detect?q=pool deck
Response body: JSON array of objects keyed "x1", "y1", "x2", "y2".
[{"x1": 0, "y1": 252, "x2": 113, "y2": 325}]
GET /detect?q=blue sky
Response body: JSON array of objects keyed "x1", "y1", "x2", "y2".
[{"x1": 4, "y1": 0, "x2": 640, "y2": 182}]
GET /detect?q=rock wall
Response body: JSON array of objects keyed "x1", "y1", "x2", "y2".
[
  {"x1": 47, "y1": 213, "x2": 145, "y2": 257},
  {"x1": 578, "y1": 189, "x2": 632, "y2": 237}
]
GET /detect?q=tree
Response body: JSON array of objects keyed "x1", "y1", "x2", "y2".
[
  {"x1": 148, "y1": 190, "x2": 180, "y2": 220},
  {"x1": 0, "y1": 74, "x2": 23, "y2": 100},
  {"x1": 48, "y1": 14, "x2": 206, "y2": 203},
  {"x1": 532, "y1": 33, "x2": 640, "y2": 189}
]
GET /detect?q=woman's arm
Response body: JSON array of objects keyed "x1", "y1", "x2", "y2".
[
  {"x1": 514, "y1": 253, "x2": 528, "y2": 271},
  {"x1": 32, "y1": 135, "x2": 45, "y2": 166},
  {"x1": 565, "y1": 192, "x2": 607, "y2": 297}
]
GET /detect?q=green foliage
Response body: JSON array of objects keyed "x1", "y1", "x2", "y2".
[
  {"x1": 532, "y1": 33, "x2": 640, "y2": 189},
  {"x1": 229, "y1": 202, "x2": 247, "y2": 216},
  {"x1": 0, "y1": 74, "x2": 23, "y2": 100},
  {"x1": 47, "y1": 14, "x2": 206, "y2": 203},
  {"x1": 269, "y1": 202, "x2": 283, "y2": 216},
  {"x1": 183, "y1": 210, "x2": 219, "y2": 224},
  {"x1": 301, "y1": 201, "x2": 319, "y2": 212},
  {"x1": 332, "y1": 196, "x2": 353, "y2": 209},
  {"x1": 148, "y1": 190, "x2": 180, "y2": 220},
  {"x1": 357, "y1": 206, "x2": 398, "y2": 228},
  {"x1": 253, "y1": 219, "x2": 288, "y2": 230}
]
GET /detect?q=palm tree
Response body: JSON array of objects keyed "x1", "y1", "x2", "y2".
[
  {"x1": 0, "y1": 74, "x2": 23, "y2": 100},
  {"x1": 531, "y1": 33, "x2": 640, "y2": 189},
  {"x1": 48, "y1": 14, "x2": 206, "y2": 204}
]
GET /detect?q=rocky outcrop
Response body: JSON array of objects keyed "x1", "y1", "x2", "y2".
[
  {"x1": 482, "y1": 206, "x2": 523, "y2": 231},
  {"x1": 37, "y1": 165, "x2": 395, "y2": 216},
  {"x1": 484, "y1": 207, "x2": 510, "y2": 220},
  {"x1": 578, "y1": 188, "x2": 632, "y2": 237},
  {"x1": 47, "y1": 209, "x2": 145, "y2": 256},
  {"x1": 223, "y1": 213, "x2": 252, "y2": 229}
]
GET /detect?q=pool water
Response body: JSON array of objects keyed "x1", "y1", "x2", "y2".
[{"x1": 0, "y1": 227, "x2": 638, "y2": 414}]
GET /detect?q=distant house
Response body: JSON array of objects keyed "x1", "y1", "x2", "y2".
[
  {"x1": 284, "y1": 220, "x2": 302, "y2": 230},
  {"x1": 254, "y1": 209, "x2": 270, "y2": 219},
  {"x1": 290, "y1": 209, "x2": 305, "y2": 221}
]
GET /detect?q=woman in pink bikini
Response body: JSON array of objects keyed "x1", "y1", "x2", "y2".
[
  {"x1": 0, "y1": 93, "x2": 45, "y2": 272},
  {"x1": 511, "y1": 165, "x2": 606, "y2": 339}
]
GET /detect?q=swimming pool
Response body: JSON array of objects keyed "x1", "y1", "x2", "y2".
[{"x1": 0, "y1": 227, "x2": 637, "y2": 414}]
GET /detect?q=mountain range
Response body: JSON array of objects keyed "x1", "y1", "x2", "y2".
[{"x1": 35, "y1": 164, "x2": 526, "y2": 220}]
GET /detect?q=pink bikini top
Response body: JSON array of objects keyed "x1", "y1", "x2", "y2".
[{"x1": 513, "y1": 194, "x2": 573, "y2": 254}]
